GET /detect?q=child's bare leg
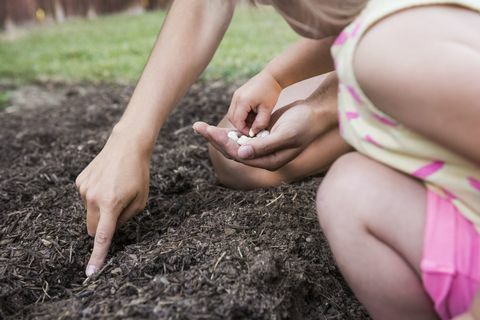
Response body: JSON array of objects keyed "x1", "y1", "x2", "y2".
[
  {"x1": 209, "y1": 126, "x2": 349, "y2": 189},
  {"x1": 209, "y1": 75, "x2": 352, "y2": 189},
  {"x1": 316, "y1": 152, "x2": 437, "y2": 319}
]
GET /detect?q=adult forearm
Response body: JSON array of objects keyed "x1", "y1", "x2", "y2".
[
  {"x1": 115, "y1": 0, "x2": 235, "y2": 155},
  {"x1": 264, "y1": 37, "x2": 336, "y2": 89}
]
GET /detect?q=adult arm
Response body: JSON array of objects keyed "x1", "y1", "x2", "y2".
[
  {"x1": 76, "y1": 0, "x2": 236, "y2": 276},
  {"x1": 118, "y1": 0, "x2": 235, "y2": 146}
]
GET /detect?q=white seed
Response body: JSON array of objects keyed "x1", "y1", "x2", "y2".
[
  {"x1": 227, "y1": 131, "x2": 240, "y2": 142},
  {"x1": 237, "y1": 135, "x2": 253, "y2": 145},
  {"x1": 248, "y1": 128, "x2": 255, "y2": 137},
  {"x1": 257, "y1": 129, "x2": 270, "y2": 138}
]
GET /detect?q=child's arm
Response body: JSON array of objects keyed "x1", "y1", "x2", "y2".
[
  {"x1": 228, "y1": 36, "x2": 336, "y2": 135},
  {"x1": 76, "y1": 0, "x2": 236, "y2": 277},
  {"x1": 265, "y1": 37, "x2": 336, "y2": 89}
]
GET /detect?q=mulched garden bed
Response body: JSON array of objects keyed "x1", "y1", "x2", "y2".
[{"x1": 0, "y1": 81, "x2": 369, "y2": 319}]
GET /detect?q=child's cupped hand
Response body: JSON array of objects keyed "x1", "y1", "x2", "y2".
[
  {"x1": 194, "y1": 101, "x2": 327, "y2": 171},
  {"x1": 227, "y1": 70, "x2": 283, "y2": 137}
]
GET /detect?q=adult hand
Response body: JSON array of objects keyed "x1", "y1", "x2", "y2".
[
  {"x1": 75, "y1": 128, "x2": 150, "y2": 276},
  {"x1": 194, "y1": 100, "x2": 336, "y2": 171},
  {"x1": 227, "y1": 70, "x2": 283, "y2": 136}
]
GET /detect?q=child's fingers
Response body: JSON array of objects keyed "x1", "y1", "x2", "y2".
[
  {"x1": 240, "y1": 147, "x2": 300, "y2": 171},
  {"x1": 193, "y1": 121, "x2": 223, "y2": 153},
  {"x1": 193, "y1": 122, "x2": 239, "y2": 160},
  {"x1": 231, "y1": 101, "x2": 251, "y2": 135},
  {"x1": 194, "y1": 121, "x2": 297, "y2": 170},
  {"x1": 236, "y1": 130, "x2": 296, "y2": 160},
  {"x1": 193, "y1": 121, "x2": 226, "y2": 152},
  {"x1": 251, "y1": 105, "x2": 270, "y2": 135},
  {"x1": 205, "y1": 125, "x2": 240, "y2": 159},
  {"x1": 192, "y1": 121, "x2": 210, "y2": 137}
]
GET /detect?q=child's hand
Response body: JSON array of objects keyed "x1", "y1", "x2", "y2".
[
  {"x1": 227, "y1": 70, "x2": 283, "y2": 136},
  {"x1": 195, "y1": 100, "x2": 335, "y2": 171},
  {"x1": 75, "y1": 130, "x2": 150, "y2": 277},
  {"x1": 196, "y1": 72, "x2": 338, "y2": 170}
]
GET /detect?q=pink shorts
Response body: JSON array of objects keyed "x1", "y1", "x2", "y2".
[{"x1": 422, "y1": 190, "x2": 480, "y2": 319}]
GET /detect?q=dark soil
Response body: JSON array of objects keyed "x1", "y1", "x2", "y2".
[{"x1": 0, "y1": 82, "x2": 369, "y2": 319}]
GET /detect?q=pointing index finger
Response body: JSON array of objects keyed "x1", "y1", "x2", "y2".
[{"x1": 86, "y1": 209, "x2": 116, "y2": 277}]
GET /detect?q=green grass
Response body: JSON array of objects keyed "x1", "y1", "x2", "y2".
[
  {"x1": 0, "y1": 7, "x2": 298, "y2": 84},
  {"x1": 0, "y1": 91, "x2": 11, "y2": 109}
]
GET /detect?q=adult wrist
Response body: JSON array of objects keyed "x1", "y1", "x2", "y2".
[{"x1": 111, "y1": 122, "x2": 156, "y2": 157}]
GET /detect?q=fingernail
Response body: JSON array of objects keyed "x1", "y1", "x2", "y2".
[
  {"x1": 238, "y1": 146, "x2": 254, "y2": 159},
  {"x1": 86, "y1": 265, "x2": 98, "y2": 277}
]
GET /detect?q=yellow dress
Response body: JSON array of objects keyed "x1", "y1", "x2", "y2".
[{"x1": 331, "y1": 0, "x2": 480, "y2": 229}]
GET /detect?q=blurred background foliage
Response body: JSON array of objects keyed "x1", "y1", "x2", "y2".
[{"x1": 0, "y1": 0, "x2": 298, "y2": 83}]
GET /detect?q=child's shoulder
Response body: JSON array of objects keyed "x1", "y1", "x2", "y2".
[{"x1": 354, "y1": 4, "x2": 480, "y2": 106}]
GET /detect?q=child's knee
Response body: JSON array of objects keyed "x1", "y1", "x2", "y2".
[{"x1": 316, "y1": 152, "x2": 371, "y2": 231}]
